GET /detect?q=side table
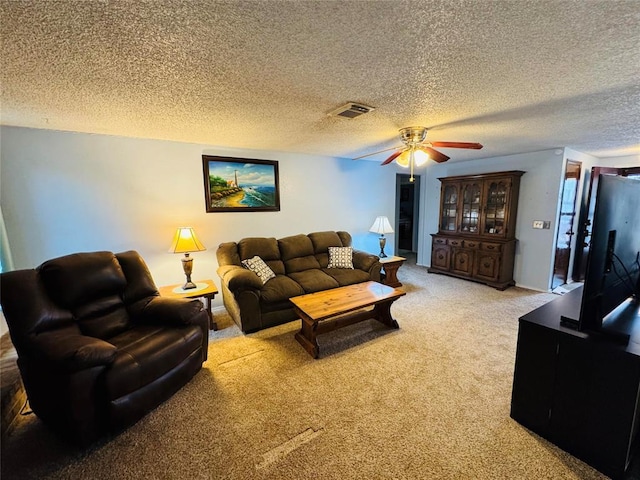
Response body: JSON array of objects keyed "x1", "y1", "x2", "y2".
[
  {"x1": 379, "y1": 256, "x2": 406, "y2": 288},
  {"x1": 158, "y1": 279, "x2": 219, "y2": 331}
]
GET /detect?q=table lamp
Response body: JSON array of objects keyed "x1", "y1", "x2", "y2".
[
  {"x1": 369, "y1": 216, "x2": 394, "y2": 258},
  {"x1": 168, "y1": 227, "x2": 206, "y2": 289}
]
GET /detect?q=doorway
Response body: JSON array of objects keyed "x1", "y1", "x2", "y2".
[
  {"x1": 551, "y1": 160, "x2": 581, "y2": 290},
  {"x1": 395, "y1": 174, "x2": 420, "y2": 261}
]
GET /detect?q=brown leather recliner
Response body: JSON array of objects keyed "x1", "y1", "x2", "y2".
[{"x1": 0, "y1": 250, "x2": 209, "y2": 444}]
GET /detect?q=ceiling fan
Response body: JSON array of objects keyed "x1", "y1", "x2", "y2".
[{"x1": 354, "y1": 126, "x2": 483, "y2": 181}]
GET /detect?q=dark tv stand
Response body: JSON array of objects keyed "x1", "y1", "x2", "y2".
[{"x1": 510, "y1": 286, "x2": 640, "y2": 479}]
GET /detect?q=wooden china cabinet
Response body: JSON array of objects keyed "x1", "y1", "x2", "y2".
[{"x1": 428, "y1": 170, "x2": 525, "y2": 290}]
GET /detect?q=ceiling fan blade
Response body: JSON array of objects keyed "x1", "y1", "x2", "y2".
[
  {"x1": 430, "y1": 141, "x2": 483, "y2": 150},
  {"x1": 381, "y1": 150, "x2": 403, "y2": 165},
  {"x1": 422, "y1": 147, "x2": 450, "y2": 163},
  {"x1": 352, "y1": 145, "x2": 400, "y2": 160}
]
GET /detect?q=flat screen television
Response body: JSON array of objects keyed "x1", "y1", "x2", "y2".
[{"x1": 575, "y1": 174, "x2": 640, "y2": 342}]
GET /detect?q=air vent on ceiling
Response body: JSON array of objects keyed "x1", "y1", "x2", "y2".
[{"x1": 328, "y1": 102, "x2": 375, "y2": 119}]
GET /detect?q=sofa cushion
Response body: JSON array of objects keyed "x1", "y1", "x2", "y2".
[
  {"x1": 38, "y1": 252, "x2": 131, "y2": 339},
  {"x1": 327, "y1": 246, "x2": 354, "y2": 269},
  {"x1": 217, "y1": 241, "x2": 242, "y2": 267},
  {"x1": 261, "y1": 275, "x2": 305, "y2": 303},
  {"x1": 73, "y1": 296, "x2": 131, "y2": 339},
  {"x1": 337, "y1": 231, "x2": 353, "y2": 246},
  {"x1": 238, "y1": 237, "x2": 285, "y2": 275},
  {"x1": 323, "y1": 268, "x2": 371, "y2": 287},
  {"x1": 309, "y1": 231, "x2": 345, "y2": 267},
  {"x1": 279, "y1": 234, "x2": 314, "y2": 260},
  {"x1": 289, "y1": 270, "x2": 339, "y2": 293},
  {"x1": 285, "y1": 255, "x2": 322, "y2": 273},
  {"x1": 105, "y1": 324, "x2": 202, "y2": 400},
  {"x1": 116, "y1": 250, "x2": 159, "y2": 305},
  {"x1": 265, "y1": 259, "x2": 286, "y2": 276},
  {"x1": 279, "y1": 234, "x2": 322, "y2": 273},
  {"x1": 38, "y1": 252, "x2": 126, "y2": 309},
  {"x1": 309, "y1": 231, "x2": 345, "y2": 253},
  {"x1": 238, "y1": 237, "x2": 280, "y2": 260},
  {"x1": 242, "y1": 256, "x2": 276, "y2": 284}
]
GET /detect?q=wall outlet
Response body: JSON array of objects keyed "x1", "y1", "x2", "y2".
[{"x1": 533, "y1": 220, "x2": 544, "y2": 229}]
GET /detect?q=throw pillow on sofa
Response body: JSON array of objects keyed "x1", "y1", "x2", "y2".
[
  {"x1": 242, "y1": 256, "x2": 276, "y2": 284},
  {"x1": 327, "y1": 246, "x2": 354, "y2": 269}
]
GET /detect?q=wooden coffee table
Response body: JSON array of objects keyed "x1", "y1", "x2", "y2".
[{"x1": 291, "y1": 281, "x2": 406, "y2": 358}]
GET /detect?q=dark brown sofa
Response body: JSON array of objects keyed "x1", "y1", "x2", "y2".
[
  {"x1": 216, "y1": 231, "x2": 381, "y2": 333},
  {"x1": 0, "y1": 250, "x2": 209, "y2": 444}
]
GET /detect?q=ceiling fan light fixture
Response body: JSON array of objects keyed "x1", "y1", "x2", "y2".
[
  {"x1": 395, "y1": 147, "x2": 429, "y2": 168},
  {"x1": 396, "y1": 150, "x2": 410, "y2": 167},
  {"x1": 413, "y1": 149, "x2": 430, "y2": 166},
  {"x1": 355, "y1": 125, "x2": 481, "y2": 171}
]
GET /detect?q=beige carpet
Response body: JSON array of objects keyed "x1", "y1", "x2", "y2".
[{"x1": 1, "y1": 260, "x2": 612, "y2": 479}]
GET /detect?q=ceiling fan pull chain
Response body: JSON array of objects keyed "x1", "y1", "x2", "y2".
[{"x1": 410, "y1": 146, "x2": 415, "y2": 182}]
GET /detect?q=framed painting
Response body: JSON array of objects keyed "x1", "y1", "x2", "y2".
[{"x1": 202, "y1": 155, "x2": 281, "y2": 212}]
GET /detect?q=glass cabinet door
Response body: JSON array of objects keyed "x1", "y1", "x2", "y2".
[
  {"x1": 460, "y1": 182, "x2": 482, "y2": 234},
  {"x1": 483, "y1": 180, "x2": 509, "y2": 236},
  {"x1": 440, "y1": 184, "x2": 458, "y2": 232}
]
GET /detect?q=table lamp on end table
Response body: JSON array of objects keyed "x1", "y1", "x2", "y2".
[
  {"x1": 168, "y1": 227, "x2": 206, "y2": 290},
  {"x1": 369, "y1": 216, "x2": 394, "y2": 258}
]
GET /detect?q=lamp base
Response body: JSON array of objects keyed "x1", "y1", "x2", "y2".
[
  {"x1": 378, "y1": 235, "x2": 388, "y2": 258},
  {"x1": 181, "y1": 254, "x2": 197, "y2": 290}
]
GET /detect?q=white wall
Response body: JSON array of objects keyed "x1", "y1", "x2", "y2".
[
  {"x1": 2, "y1": 125, "x2": 637, "y2": 332},
  {"x1": 0, "y1": 126, "x2": 396, "y2": 311},
  {"x1": 575, "y1": 152, "x2": 640, "y2": 170}
]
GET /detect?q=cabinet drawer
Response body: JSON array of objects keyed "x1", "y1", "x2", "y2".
[
  {"x1": 481, "y1": 242, "x2": 502, "y2": 252},
  {"x1": 433, "y1": 237, "x2": 448, "y2": 245},
  {"x1": 451, "y1": 248, "x2": 474, "y2": 276},
  {"x1": 474, "y1": 252, "x2": 500, "y2": 281},
  {"x1": 431, "y1": 245, "x2": 451, "y2": 270},
  {"x1": 464, "y1": 240, "x2": 479, "y2": 249},
  {"x1": 448, "y1": 238, "x2": 463, "y2": 247}
]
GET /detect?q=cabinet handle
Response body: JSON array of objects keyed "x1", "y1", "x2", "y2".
[
  {"x1": 484, "y1": 263, "x2": 490, "y2": 268},
  {"x1": 487, "y1": 245, "x2": 495, "y2": 250},
  {"x1": 438, "y1": 255, "x2": 444, "y2": 260},
  {"x1": 460, "y1": 259, "x2": 465, "y2": 264}
]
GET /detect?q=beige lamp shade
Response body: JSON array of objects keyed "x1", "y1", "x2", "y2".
[
  {"x1": 168, "y1": 227, "x2": 206, "y2": 254},
  {"x1": 370, "y1": 216, "x2": 393, "y2": 258},
  {"x1": 369, "y1": 216, "x2": 394, "y2": 235}
]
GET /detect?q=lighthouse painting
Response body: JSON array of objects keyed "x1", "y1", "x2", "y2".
[{"x1": 202, "y1": 156, "x2": 280, "y2": 212}]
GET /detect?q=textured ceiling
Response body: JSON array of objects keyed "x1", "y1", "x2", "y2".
[{"x1": 1, "y1": 0, "x2": 639, "y2": 162}]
